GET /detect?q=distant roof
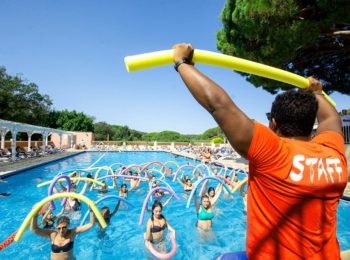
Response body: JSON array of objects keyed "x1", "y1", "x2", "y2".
[{"x1": 0, "y1": 119, "x2": 74, "y2": 135}]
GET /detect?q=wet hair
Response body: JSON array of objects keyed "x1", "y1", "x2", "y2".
[
  {"x1": 101, "y1": 206, "x2": 110, "y2": 216},
  {"x1": 87, "y1": 174, "x2": 93, "y2": 178},
  {"x1": 208, "y1": 187, "x2": 215, "y2": 194},
  {"x1": 201, "y1": 194, "x2": 210, "y2": 203},
  {"x1": 57, "y1": 216, "x2": 70, "y2": 226},
  {"x1": 121, "y1": 183, "x2": 127, "y2": 189},
  {"x1": 151, "y1": 201, "x2": 165, "y2": 221},
  {"x1": 270, "y1": 90, "x2": 318, "y2": 137}
]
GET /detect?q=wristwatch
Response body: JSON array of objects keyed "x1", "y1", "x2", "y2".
[{"x1": 174, "y1": 57, "x2": 194, "y2": 72}]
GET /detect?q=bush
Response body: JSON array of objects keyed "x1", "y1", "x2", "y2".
[{"x1": 211, "y1": 137, "x2": 224, "y2": 144}]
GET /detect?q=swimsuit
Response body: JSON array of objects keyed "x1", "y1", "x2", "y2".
[
  {"x1": 43, "y1": 221, "x2": 54, "y2": 229},
  {"x1": 151, "y1": 220, "x2": 167, "y2": 233},
  {"x1": 197, "y1": 206, "x2": 214, "y2": 221},
  {"x1": 120, "y1": 190, "x2": 128, "y2": 198},
  {"x1": 51, "y1": 240, "x2": 74, "y2": 253}
]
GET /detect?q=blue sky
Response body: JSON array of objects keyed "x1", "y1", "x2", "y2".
[{"x1": 0, "y1": 1, "x2": 348, "y2": 134}]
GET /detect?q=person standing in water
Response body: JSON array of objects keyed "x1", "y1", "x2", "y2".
[{"x1": 31, "y1": 208, "x2": 95, "y2": 259}]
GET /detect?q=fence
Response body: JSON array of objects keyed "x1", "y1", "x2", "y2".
[{"x1": 343, "y1": 125, "x2": 350, "y2": 144}]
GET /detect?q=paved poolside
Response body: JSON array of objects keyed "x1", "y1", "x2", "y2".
[
  {"x1": 0, "y1": 150, "x2": 84, "y2": 178},
  {"x1": 344, "y1": 182, "x2": 350, "y2": 197}
]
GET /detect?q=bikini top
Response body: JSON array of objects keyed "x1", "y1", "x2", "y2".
[
  {"x1": 198, "y1": 205, "x2": 214, "y2": 221},
  {"x1": 184, "y1": 184, "x2": 192, "y2": 192},
  {"x1": 151, "y1": 220, "x2": 167, "y2": 233},
  {"x1": 119, "y1": 190, "x2": 128, "y2": 197},
  {"x1": 51, "y1": 240, "x2": 74, "y2": 253}
]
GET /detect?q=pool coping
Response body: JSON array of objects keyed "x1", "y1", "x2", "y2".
[{"x1": 0, "y1": 151, "x2": 85, "y2": 179}]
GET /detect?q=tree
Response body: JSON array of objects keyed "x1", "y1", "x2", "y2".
[
  {"x1": 217, "y1": 0, "x2": 350, "y2": 94},
  {"x1": 53, "y1": 110, "x2": 94, "y2": 131},
  {"x1": 211, "y1": 137, "x2": 224, "y2": 144},
  {"x1": 201, "y1": 127, "x2": 224, "y2": 140},
  {"x1": 94, "y1": 122, "x2": 114, "y2": 141},
  {"x1": 0, "y1": 66, "x2": 52, "y2": 125},
  {"x1": 142, "y1": 132, "x2": 158, "y2": 141},
  {"x1": 157, "y1": 131, "x2": 182, "y2": 141},
  {"x1": 111, "y1": 125, "x2": 131, "y2": 141},
  {"x1": 129, "y1": 129, "x2": 143, "y2": 141}
]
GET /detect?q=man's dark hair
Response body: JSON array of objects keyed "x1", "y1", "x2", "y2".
[{"x1": 270, "y1": 90, "x2": 318, "y2": 137}]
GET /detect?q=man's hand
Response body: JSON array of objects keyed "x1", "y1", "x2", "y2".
[
  {"x1": 306, "y1": 77, "x2": 323, "y2": 95},
  {"x1": 172, "y1": 43, "x2": 194, "y2": 63}
]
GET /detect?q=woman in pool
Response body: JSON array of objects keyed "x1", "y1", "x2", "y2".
[
  {"x1": 40, "y1": 207, "x2": 65, "y2": 229},
  {"x1": 240, "y1": 181, "x2": 248, "y2": 213},
  {"x1": 163, "y1": 167, "x2": 174, "y2": 179},
  {"x1": 64, "y1": 187, "x2": 82, "y2": 212},
  {"x1": 176, "y1": 176, "x2": 193, "y2": 192},
  {"x1": 100, "y1": 200, "x2": 121, "y2": 226},
  {"x1": 144, "y1": 201, "x2": 176, "y2": 252},
  {"x1": 201, "y1": 180, "x2": 223, "y2": 206},
  {"x1": 113, "y1": 178, "x2": 139, "y2": 198},
  {"x1": 92, "y1": 180, "x2": 109, "y2": 194},
  {"x1": 129, "y1": 172, "x2": 142, "y2": 188},
  {"x1": 31, "y1": 209, "x2": 95, "y2": 259},
  {"x1": 194, "y1": 194, "x2": 214, "y2": 230}
]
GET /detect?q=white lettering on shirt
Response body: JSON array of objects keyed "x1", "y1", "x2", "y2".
[
  {"x1": 306, "y1": 158, "x2": 318, "y2": 183},
  {"x1": 317, "y1": 159, "x2": 328, "y2": 182},
  {"x1": 326, "y1": 158, "x2": 335, "y2": 183},
  {"x1": 289, "y1": 155, "x2": 305, "y2": 182},
  {"x1": 289, "y1": 155, "x2": 343, "y2": 183},
  {"x1": 334, "y1": 158, "x2": 342, "y2": 182}
]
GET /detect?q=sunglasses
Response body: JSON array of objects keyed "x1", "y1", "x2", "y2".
[{"x1": 266, "y1": 113, "x2": 272, "y2": 121}]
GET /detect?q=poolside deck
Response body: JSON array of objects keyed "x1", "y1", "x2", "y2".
[
  {"x1": 344, "y1": 182, "x2": 350, "y2": 197},
  {"x1": 0, "y1": 150, "x2": 84, "y2": 178},
  {"x1": 170, "y1": 150, "x2": 249, "y2": 171}
]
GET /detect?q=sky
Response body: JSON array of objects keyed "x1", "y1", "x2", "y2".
[{"x1": 0, "y1": 1, "x2": 349, "y2": 135}]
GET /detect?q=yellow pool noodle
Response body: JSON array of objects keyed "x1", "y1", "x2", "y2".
[
  {"x1": 124, "y1": 49, "x2": 335, "y2": 107},
  {"x1": 229, "y1": 177, "x2": 248, "y2": 194},
  {"x1": 36, "y1": 177, "x2": 105, "y2": 188},
  {"x1": 14, "y1": 192, "x2": 107, "y2": 241}
]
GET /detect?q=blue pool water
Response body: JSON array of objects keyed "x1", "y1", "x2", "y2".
[{"x1": 0, "y1": 151, "x2": 349, "y2": 259}]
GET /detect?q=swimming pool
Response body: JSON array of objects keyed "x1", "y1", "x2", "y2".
[{"x1": 0, "y1": 151, "x2": 349, "y2": 259}]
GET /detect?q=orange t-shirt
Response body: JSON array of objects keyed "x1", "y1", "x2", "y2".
[{"x1": 246, "y1": 122, "x2": 348, "y2": 259}]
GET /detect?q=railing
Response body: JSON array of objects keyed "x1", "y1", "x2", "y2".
[{"x1": 343, "y1": 125, "x2": 350, "y2": 144}]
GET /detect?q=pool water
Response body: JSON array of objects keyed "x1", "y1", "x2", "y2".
[{"x1": 0, "y1": 151, "x2": 349, "y2": 259}]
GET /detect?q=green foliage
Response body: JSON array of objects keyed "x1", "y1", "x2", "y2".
[
  {"x1": 111, "y1": 125, "x2": 131, "y2": 141},
  {"x1": 211, "y1": 137, "x2": 224, "y2": 144},
  {"x1": 49, "y1": 110, "x2": 94, "y2": 132},
  {"x1": 0, "y1": 66, "x2": 52, "y2": 125},
  {"x1": 94, "y1": 122, "x2": 114, "y2": 141},
  {"x1": 202, "y1": 127, "x2": 224, "y2": 139},
  {"x1": 157, "y1": 131, "x2": 181, "y2": 141},
  {"x1": 129, "y1": 129, "x2": 143, "y2": 141},
  {"x1": 142, "y1": 132, "x2": 158, "y2": 141},
  {"x1": 217, "y1": 0, "x2": 350, "y2": 94}
]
